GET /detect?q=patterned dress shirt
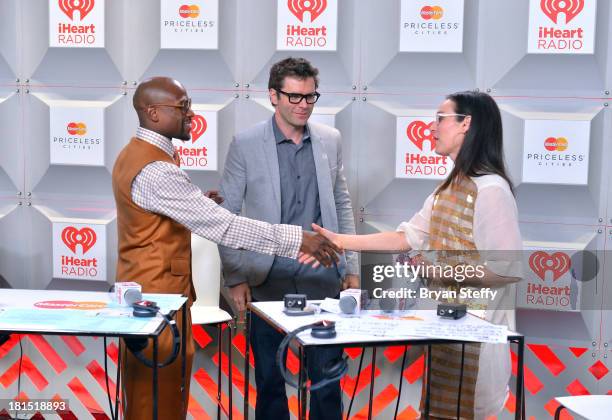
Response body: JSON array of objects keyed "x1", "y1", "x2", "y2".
[{"x1": 131, "y1": 127, "x2": 302, "y2": 258}]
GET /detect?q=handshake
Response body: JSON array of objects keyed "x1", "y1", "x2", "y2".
[{"x1": 299, "y1": 223, "x2": 344, "y2": 268}]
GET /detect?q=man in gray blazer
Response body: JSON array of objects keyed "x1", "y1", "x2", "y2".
[{"x1": 218, "y1": 57, "x2": 359, "y2": 419}]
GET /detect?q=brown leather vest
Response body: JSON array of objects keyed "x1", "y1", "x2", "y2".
[{"x1": 112, "y1": 137, "x2": 194, "y2": 301}]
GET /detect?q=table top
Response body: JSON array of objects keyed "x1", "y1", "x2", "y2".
[
  {"x1": 249, "y1": 301, "x2": 521, "y2": 347},
  {"x1": 555, "y1": 395, "x2": 612, "y2": 420},
  {"x1": 0, "y1": 288, "x2": 187, "y2": 337}
]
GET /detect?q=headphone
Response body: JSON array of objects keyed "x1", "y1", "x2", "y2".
[
  {"x1": 124, "y1": 301, "x2": 181, "y2": 369},
  {"x1": 276, "y1": 321, "x2": 348, "y2": 391}
]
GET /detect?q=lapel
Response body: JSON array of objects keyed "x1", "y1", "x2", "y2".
[
  {"x1": 310, "y1": 125, "x2": 334, "y2": 229},
  {"x1": 262, "y1": 119, "x2": 282, "y2": 219}
]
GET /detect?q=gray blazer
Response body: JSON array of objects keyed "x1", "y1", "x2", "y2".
[{"x1": 218, "y1": 118, "x2": 359, "y2": 288}]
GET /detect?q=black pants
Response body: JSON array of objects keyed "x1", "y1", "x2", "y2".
[{"x1": 249, "y1": 312, "x2": 343, "y2": 420}]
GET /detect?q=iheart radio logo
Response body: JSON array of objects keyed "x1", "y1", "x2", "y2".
[
  {"x1": 179, "y1": 4, "x2": 200, "y2": 18},
  {"x1": 287, "y1": 0, "x2": 327, "y2": 22},
  {"x1": 58, "y1": 0, "x2": 95, "y2": 21},
  {"x1": 190, "y1": 114, "x2": 207, "y2": 143},
  {"x1": 540, "y1": 0, "x2": 584, "y2": 24},
  {"x1": 407, "y1": 121, "x2": 436, "y2": 151},
  {"x1": 62, "y1": 226, "x2": 97, "y2": 254},
  {"x1": 529, "y1": 251, "x2": 571, "y2": 281},
  {"x1": 420, "y1": 5, "x2": 444, "y2": 20},
  {"x1": 544, "y1": 136, "x2": 568, "y2": 151},
  {"x1": 67, "y1": 122, "x2": 87, "y2": 136}
]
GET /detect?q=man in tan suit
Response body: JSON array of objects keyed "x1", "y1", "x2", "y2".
[{"x1": 112, "y1": 77, "x2": 340, "y2": 419}]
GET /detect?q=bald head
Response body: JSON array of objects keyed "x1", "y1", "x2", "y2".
[
  {"x1": 133, "y1": 77, "x2": 194, "y2": 140},
  {"x1": 133, "y1": 77, "x2": 186, "y2": 121}
]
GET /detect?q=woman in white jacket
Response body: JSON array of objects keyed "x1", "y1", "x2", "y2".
[{"x1": 307, "y1": 91, "x2": 522, "y2": 419}]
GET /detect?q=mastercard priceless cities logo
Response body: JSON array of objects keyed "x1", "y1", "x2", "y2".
[
  {"x1": 420, "y1": 5, "x2": 444, "y2": 20},
  {"x1": 179, "y1": 4, "x2": 200, "y2": 18},
  {"x1": 544, "y1": 136, "x2": 568, "y2": 151},
  {"x1": 67, "y1": 122, "x2": 87, "y2": 136}
]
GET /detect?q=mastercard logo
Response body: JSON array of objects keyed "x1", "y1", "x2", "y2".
[
  {"x1": 67, "y1": 122, "x2": 87, "y2": 136},
  {"x1": 179, "y1": 4, "x2": 200, "y2": 18},
  {"x1": 544, "y1": 137, "x2": 568, "y2": 151},
  {"x1": 420, "y1": 5, "x2": 444, "y2": 20}
]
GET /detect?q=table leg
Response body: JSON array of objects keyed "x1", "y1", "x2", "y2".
[
  {"x1": 368, "y1": 347, "x2": 377, "y2": 420},
  {"x1": 457, "y1": 343, "x2": 465, "y2": 419},
  {"x1": 153, "y1": 337, "x2": 159, "y2": 420},
  {"x1": 228, "y1": 321, "x2": 233, "y2": 419},
  {"x1": 217, "y1": 323, "x2": 222, "y2": 420},
  {"x1": 244, "y1": 309, "x2": 251, "y2": 420},
  {"x1": 181, "y1": 307, "x2": 187, "y2": 416},
  {"x1": 424, "y1": 345, "x2": 431, "y2": 420},
  {"x1": 515, "y1": 336, "x2": 525, "y2": 420},
  {"x1": 298, "y1": 347, "x2": 308, "y2": 420}
]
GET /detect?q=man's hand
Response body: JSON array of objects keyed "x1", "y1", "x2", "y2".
[
  {"x1": 204, "y1": 190, "x2": 224, "y2": 205},
  {"x1": 228, "y1": 282, "x2": 251, "y2": 319},
  {"x1": 299, "y1": 231, "x2": 342, "y2": 268},
  {"x1": 342, "y1": 274, "x2": 360, "y2": 290}
]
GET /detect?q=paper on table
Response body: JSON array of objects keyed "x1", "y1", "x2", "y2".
[
  {"x1": 319, "y1": 298, "x2": 342, "y2": 314},
  {"x1": 334, "y1": 317, "x2": 508, "y2": 344}
]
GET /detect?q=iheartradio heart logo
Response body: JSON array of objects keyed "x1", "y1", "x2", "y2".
[
  {"x1": 540, "y1": 0, "x2": 584, "y2": 24},
  {"x1": 406, "y1": 120, "x2": 436, "y2": 151},
  {"x1": 58, "y1": 0, "x2": 95, "y2": 21},
  {"x1": 62, "y1": 226, "x2": 97, "y2": 254},
  {"x1": 529, "y1": 251, "x2": 571, "y2": 281},
  {"x1": 190, "y1": 114, "x2": 207, "y2": 143},
  {"x1": 287, "y1": 0, "x2": 327, "y2": 22}
]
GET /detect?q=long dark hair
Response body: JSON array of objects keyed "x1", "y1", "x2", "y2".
[{"x1": 436, "y1": 91, "x2": 514, "y2": 194}]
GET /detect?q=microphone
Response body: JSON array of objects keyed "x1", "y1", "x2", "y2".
[
  {"x1": 115, "y1": 282, "x2": 143, "y2": 306},
  {"x1": 378, "y1": 287, "x2": 415, "y2": 312},
  {"x1": 339, "y1": 289, "x2": 369, "y2": 314},
  {"x1": 124, "y1": 288, "x2": 142, "y2": 306}
]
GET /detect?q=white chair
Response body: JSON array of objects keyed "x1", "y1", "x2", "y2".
[
  {"x1": 191, "y1": 233, "x2": 234, "y2": 419},
  {"x1": 554, "y1": 395, "x2": 612, "y2": 420}
]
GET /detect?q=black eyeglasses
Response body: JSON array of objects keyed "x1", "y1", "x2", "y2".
[
  {"x1": 276, "y1": 89, "x2": 320, "y2": 104},
  {"x1": 148, "y1": 97, "x2": 192, "y2": 114}
]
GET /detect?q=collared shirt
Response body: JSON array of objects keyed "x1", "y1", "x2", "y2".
[
  {"x1": 251, "y1": 118, "x2": 340, "y2": 301},
  {"x1": 130, "y1": 127, "x2": 302, "y2": 258}
]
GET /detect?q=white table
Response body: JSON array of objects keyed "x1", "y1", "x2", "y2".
[
  {"x1": 0, "y1": 288, "x2": 187, "y2": 420},
  {"x1": 244, "y1": 301, "x2": 525, "y2": 420}
]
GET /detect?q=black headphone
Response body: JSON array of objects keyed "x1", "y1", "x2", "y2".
[
  {"x1": 124, "y1": 301, "x2": 181, "y2": 369},
  {"x1": 276, "y1": 321, "x2": 348, "y2": 391}
]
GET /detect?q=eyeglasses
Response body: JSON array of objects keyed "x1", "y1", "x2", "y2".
[
  {"x1": 276, "y1": 89, "x2": 321, "y2": 104},
  {"x1": 435, "y1": 113, "x2": 469, "y2": 123},
  {"x1": 148, "y1": 98, "x2": 192, "y2": 114}
]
